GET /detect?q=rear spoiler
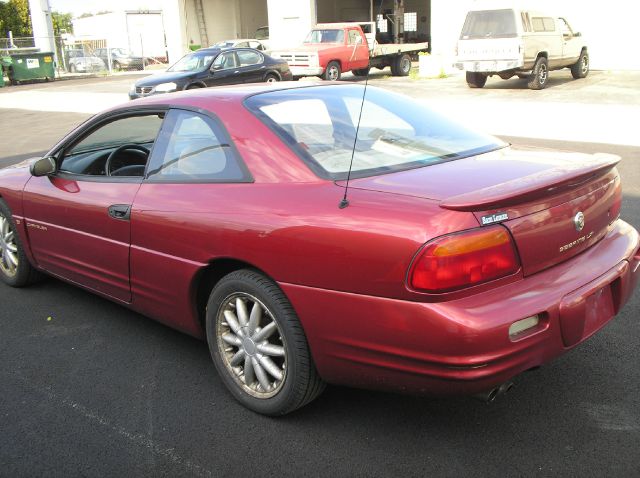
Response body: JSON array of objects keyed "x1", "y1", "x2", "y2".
[{"x1": 440, "y1": 153, "x2": 621, "y2": 212}]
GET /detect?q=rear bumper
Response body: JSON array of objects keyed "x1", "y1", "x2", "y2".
[
  {"x1": 281, "y1": 220, "x2": 640, "y2": 396},
  {"x1": 290, "y1": 66, "x2": 324, "y2": 77},
  {"x1": 456, "y1": 59, "x2": 523, "y2": 72}
]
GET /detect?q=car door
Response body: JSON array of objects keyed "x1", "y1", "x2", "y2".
[
  {"x1": 129, "y1": 108, "x2": 252, "y2": 329},
  {"x1": 21, "y1": 110, "x2": 166, "y2": 302},
  {"x1": 206, "y1": 51, "x2": 243, "y2": 86},
  {"x1": 558, "y1": 17, "x2": 582, "y2": 65},
  {"x1": 346, "y1": 29, "x2": 370, "y2": 70},
  {"x1": 235, "y1": 49, "x2": 266, "y2": 82}
]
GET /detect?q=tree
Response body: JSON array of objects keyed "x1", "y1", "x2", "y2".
[
  {"x1": 52, "y1": 11, "x2": 73, "y2": 35},
  {"x1": 0, "y1": 0, "x2": 33, "y2": 38}
]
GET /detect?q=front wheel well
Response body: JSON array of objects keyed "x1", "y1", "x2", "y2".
[
  {"x1": 264, "y1": 70, "x2": 281, "y2": 80},
  {"x1": 325, "y1": 59, "x2": 341, "y2": 69},
  {"x1": 194, "y1": 258, "x2": 273, "y2": 332},
  {"x1": 185, "y1": 81, "x2": 207, "y2": 89}
]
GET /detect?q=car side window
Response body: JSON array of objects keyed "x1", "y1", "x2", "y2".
[
  {"x1": 559, "y1": 18, "x2": 573, "y2": 36},
  {"x1": 348, "y1": 30, "x2": 361, "y2": 45},
  {"x1": 212, "y1": 52, "x2": 238, "y2": 70},
  {"x1": 237, "y1": 41, "x2": 249, "y2": 48},
  {"x1": 146, "y1": 109, "x2": 250, "y2": 182},
  {"x1": 59, "y1": 113, "x2": 164, "y2": 177},
  {"x1": 532, "y1": 17, "x2": 556, "y2": 32},
  {"x1": 237, "y1": 50, "x2": 263, "y2": 66}
]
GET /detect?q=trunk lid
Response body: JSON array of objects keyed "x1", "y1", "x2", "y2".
[{"x1": 341, "y1": 147, "x2": 622, "y2": 276}]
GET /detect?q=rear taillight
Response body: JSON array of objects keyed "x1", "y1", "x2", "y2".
[{"x1": 409, "y1": 226, "x2": 520, "y2": 293}]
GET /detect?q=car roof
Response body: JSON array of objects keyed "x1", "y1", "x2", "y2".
[
  {"x1": 191, "y1": 47, "x2": 221, "y2": 55},
  {"x1": 124, "y1": 82, "x2": 347, "y2": 111}
]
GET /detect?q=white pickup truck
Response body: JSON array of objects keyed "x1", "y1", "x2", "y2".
[{"x1": 455, "y1": 7, "x2": 588, "y2": 89}]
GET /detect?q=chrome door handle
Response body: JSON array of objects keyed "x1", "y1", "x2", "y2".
[{"x1": 108, "y1": 204, "x2": 131, "y2": 220}]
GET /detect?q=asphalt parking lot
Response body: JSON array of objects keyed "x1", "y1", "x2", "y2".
[{"x1": 0, "y1": 71, "x2": 639, "y2": 477}]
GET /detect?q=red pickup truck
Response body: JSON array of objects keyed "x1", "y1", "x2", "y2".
[{"x1": 272, "y1": 22, "x2": 428, "y2": 80}]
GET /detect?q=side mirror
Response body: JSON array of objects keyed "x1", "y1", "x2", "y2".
[
  {"x1": 211, "y1": 64, "x2": 222, "y2": 71},
  {"x1": 574, "y1": 32, "x2": 582, "y2": 37},
  {"x1": 30, "y1": 156, "x2": 56, "y2": 177}
]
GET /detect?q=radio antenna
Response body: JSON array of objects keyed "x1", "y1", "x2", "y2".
[{"x1": 339, "y1": 2, "x2": 383, "y2": 209}]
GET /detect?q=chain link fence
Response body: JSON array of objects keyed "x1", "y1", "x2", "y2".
[{"x1": 1, "y1": 35, "x2": 167, "y2": 79}]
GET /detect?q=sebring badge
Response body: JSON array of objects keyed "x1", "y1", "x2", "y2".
[{"x1": 573, "y1": 212, "x2": 585, "y2": 232}]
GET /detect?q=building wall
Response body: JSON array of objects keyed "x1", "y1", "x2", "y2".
[
  {"x1": 317, "y1": 0, "x2": 371, "y2": 23},
  {"x1": 72, "y1": 12, "x2": 129, "y2": 47},
  {"x1": 267, "y1": 0, "x2": 317, "y2": 49},
  {"x1": 237, "y1": 0, "x2": 269, "y2": 38},
  {"x1": 72, "y1": 11, "x2": 166, "y2": 57}
]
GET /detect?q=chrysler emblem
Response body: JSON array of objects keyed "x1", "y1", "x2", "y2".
[{"x1": 574, "y1": 212, "x2": 585, "y2": 232}]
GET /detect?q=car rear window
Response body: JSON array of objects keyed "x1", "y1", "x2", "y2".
[
  {"x1": 461, "y1": 9, "x2": 518, "y2": 39},
  {"x1": 245, "y1": 85, "x2": 506, "y2": 180}
]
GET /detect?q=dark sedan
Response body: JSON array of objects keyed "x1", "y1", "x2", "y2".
[
  {"x1": 95, "y1": 48, "x2": 145, "y2": 71},
  {"x1": 129, "y1": 47, "x2": 291, "y2": 99}
]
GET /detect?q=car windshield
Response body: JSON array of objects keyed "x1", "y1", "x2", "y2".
[
  {"x1": 245, "y1": 85, "x2": 506, "y2": 180},
  {"x1": 168, "y1": 52, "x2": 217, "y2": 72},
  {"x1": 304, "y1": 29, "x2": 344, "y2": 44},
  {"x1": 255, "y1": 27, "x2": 268, "y2": 40},
  {"x1": 461, "y1": 9, "x2": 518, "y2": 39},
  {"x1": 112, "y1": 48, "x2": 131, "y2": 57}
]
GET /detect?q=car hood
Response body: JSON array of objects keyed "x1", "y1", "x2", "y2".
[
  {"x1": 135, "y1": 71, "x2": 197, "y2": 87},
  {"x1": 274, "y1": 44, "x2": 345, "y2": 54}
]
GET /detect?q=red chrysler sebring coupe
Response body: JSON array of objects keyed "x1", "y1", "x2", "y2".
[{"x1": 0, "y1": 84, "x2": 638, "y2": 415}]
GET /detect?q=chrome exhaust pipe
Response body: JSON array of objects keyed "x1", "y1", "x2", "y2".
[{"x1": 473, "y1": 381, "x2": 514, "y2": 403}]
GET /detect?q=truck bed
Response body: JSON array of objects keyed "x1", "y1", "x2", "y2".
[{"x1": 371, "y1": 42, "x2": 428, "y2": 58}]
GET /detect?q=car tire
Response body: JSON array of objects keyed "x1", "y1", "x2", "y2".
[
  {"x1": 528, "y1": 56, "x2": 549, "y2": 90},
  {"x1": 205, "y1": 269, "x2": 325, "y2": 416},
  {"x1": 466, "y1": 71, "x2": 487, "y2": 88},
  {"x1": 69, "y1": 64, "x2": 76, "y2": 73},
  {"x1": 324, "y1": 61, "x2": 341, "y2": 81},
  {"x1": 0, "y1": 200, "x2": 41, "y2": 287},
  {"x1": 113, "y1": 61, "x2": 121, "y2": 71},
  {"x1": 391, "y1": 54, "x2": 411, "y2": 76},
  {"x1": 570, "y1": 50, "x2": 589, "y2": 79},
  {"x1": 264, "y1": 73, "x2": 280, "y2": 83},
  {"x1": 352, "y1": 67, "x2": 370, "y2": 77}
]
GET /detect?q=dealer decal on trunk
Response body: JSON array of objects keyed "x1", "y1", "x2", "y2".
[{"x1": 480, "y1": 212, "x2": 509, "y2": 225}]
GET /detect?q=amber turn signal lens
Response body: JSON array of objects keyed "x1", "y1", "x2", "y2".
[{"x1": 409, "y1": 226, "x2": 520, "y2": 293}]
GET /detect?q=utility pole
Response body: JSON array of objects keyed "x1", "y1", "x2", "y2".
[{"x1": 28, "y1": 0, "x2": 57, "y2": 57}]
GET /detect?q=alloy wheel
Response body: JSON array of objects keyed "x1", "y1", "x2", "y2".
[
  {"x1": 582, "y1": 55, "x2": 589, "y2": 75},
  {"x1": 216, "y1": 292, "x2": 287, "y2": 398},
  {"x1": 539, "y1": 64, "x2": 547, "y2": 84},
  {"x1": 0, "y1": 214, "x2": 18, "y2": 277}
]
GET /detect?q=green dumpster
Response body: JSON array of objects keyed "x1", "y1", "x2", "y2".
[
  {"x1": 7, "y1": 52, "x2": 55, "y2": 84},
  {"x1": 0, "y1": 56, "x2": 10, "y2": 87}
]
